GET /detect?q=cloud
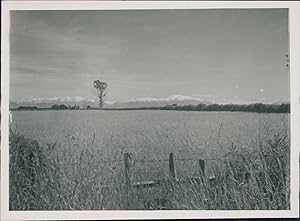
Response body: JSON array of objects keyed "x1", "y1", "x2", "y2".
[{"x1": 9, "y1": 10, "x2": 289, "y2": 103}]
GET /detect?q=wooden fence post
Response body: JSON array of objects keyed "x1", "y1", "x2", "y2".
[
  {"x1": 169, "y1": 153, "x2": 176, "y2": 181},
  {"x1": 124, "y1": 153, "x2": 131, "y2": 209},
  {"x1": 198, "y1": 159, "x2": 205, "y2": 180},
  {"x1": 124, "y1": 153, "x2": 131, "y2": 188}
]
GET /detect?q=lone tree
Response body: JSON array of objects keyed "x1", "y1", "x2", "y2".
[{"x1": 93, "y1": 80, "x2": 108, "y2": 109}]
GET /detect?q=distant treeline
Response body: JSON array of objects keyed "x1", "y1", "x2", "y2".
[
  {"x1": 104, "y1": 103, "x2": 290, "y2": 113},
  {"x1": 17, "y1": 106, "x2": 38, "y2": 110},
  {"x1": 50, "y1": 104, "x2": 80, "y2": 110},
  {"x1": 13, "y1": 103, "x2": 289, "y2": 113},
  {"x1": 16, "y1": 104, "x2": 80, "y2": 111}
]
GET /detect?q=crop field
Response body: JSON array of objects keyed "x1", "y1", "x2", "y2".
[{"x1": 9, "y1": 110, "x2": 290, "y2": 210}]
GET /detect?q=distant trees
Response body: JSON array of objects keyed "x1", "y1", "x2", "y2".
[
  {"x1": 15, "y1": 101, "x2": 289, "y2": 113},
  {"x1": 157, "y1": 103, "x2": 290, "y2": 113},
  {"x1": 51, "y1": 104, "x2": 80, "y2": 110},
  {"x1": 51, "y1": 104, "x2": 68, "y2": 110},
  {"x1": 101, "y1": 102, "x2": 289, "y2": 113},
  {"x1": 93, "y1": 80, "x2": 108, "y2": 109},
  {"x1": 17, "y1": 106, "x2": 38, "y2": 110}
]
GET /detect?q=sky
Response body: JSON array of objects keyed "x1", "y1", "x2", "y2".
[{"x1": 10, "y1": 9, "x2": 289, "y2": 104}]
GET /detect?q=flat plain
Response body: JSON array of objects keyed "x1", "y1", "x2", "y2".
[{"x1": 9, "y1": 110, "x2": 290, "y2": 210}]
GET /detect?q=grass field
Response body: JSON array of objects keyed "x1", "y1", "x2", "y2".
[{"x1": 9, "y1": 110, "x2": 290, "y2": 210}]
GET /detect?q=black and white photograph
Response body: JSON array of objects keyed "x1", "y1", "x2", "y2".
[{"x1": 1, "y1": 1, "x2": 299, "y2": 220}]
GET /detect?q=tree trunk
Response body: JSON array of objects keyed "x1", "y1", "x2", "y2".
[
  {"x1": 99, "y1": 91, "x2": 103, "y2": 109},
  {"x1": 99, "y1": 98, "x2": 103, "y2": 109}
]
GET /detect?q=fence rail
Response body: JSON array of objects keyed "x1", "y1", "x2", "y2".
[{"x1": 97, "y1": 153, "x2": 227, "y2": 165}]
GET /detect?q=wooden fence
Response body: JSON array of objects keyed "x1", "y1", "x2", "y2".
[
  {"x1": 120, "y1": 152, "x2": 213, "y2": 209},
  {"x1": 123, "y1": 152, "x2": 207, "y2": 190}
]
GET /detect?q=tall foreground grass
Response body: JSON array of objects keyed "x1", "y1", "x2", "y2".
[{"x1": 9, "y1": 129, "x2": 290, "y2": 210}]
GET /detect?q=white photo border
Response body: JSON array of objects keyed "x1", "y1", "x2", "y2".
[{"x1": 1, "y1": 1, "x2": 299, "y2": 220}]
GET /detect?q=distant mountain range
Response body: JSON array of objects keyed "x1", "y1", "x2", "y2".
[
  {"x1": 271, "y1": 100, "x2": 290, "y2": 105},
  {"x1": 10, "y1": 95, "x2": 212, "y2": 109},
  {"x1": 10, "y1": 95, "x2": 289, "y2": 109}
]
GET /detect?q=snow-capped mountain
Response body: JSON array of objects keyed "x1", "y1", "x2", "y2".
[
  {"x1": 31, "y1": 96, "x2": 95, "y2": 103},
  {"x1": 114, "y1": 95, "x2": 212, "y2": 108},
  {"x1": 10, "y1": 95, "x2": 211, "y2": 109},
  {"x1": 10, "y1": 96, "x2": 99, "y2": 109},
  {"x1": 271, "y1": 100, "x2": 290, "y2": 105},
  {"x1": 125, "y1": 95, "x2": 205, "y2": 103}
]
